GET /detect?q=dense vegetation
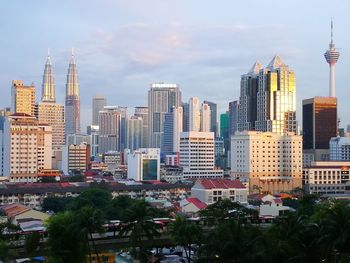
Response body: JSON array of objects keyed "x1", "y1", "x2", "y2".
[{"x1": 9, "y1": 185, "x2": 350, "y2": 262}]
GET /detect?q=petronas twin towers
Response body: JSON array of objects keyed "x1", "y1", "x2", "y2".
[{"x1": 41, "y1": 51, "x2": 80, "y2": 135}]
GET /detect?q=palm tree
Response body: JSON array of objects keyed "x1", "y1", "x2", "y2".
[
  {"x1": 170, "y1": 216, "x2": 202, "y2": 263},
  {"x1": 119, "y1": 200, "x2": 160, "y2": 261}
]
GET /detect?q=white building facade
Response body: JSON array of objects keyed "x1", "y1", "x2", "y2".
[
  {"x1": 179, "y1": 132, "x2": 223, "y2": 179},
  {"x1": 330, "y1": 137, "x2": 350, "y2": 161},
  {"x1": 127, "y1": 148, "x2": 160, "y2": 181}
]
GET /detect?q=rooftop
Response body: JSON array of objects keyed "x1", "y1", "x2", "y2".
[{"x1": 197, "y1": 179, "x2": 245, "y2": 189}]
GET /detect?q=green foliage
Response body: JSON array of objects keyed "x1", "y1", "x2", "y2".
[
  {"x1": 24, "y1": 232, "x2": 41, "y2": 257},
  {"x1": 42, "y1": 196, "x2": 74, "y2": 213}
]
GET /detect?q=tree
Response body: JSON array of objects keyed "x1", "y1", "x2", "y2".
[
  {"x1": 67, "y1": 187, "x2": 112, "y2": 212},
  {"x1": 119, "y1": 200, "x2": 161, "y2": 261},
  {"x1": 24, "y1": 232, "x2": 41, "y2": 257},
  {"x1": 42, "y1": 196, "x2": 74, "y2": 213},
  {"x1": 170, "y1": 216, "x2": 202, "y2": 263},
  {"x1": 47, "y1": 211, "x2": 87, "y2": 263}
]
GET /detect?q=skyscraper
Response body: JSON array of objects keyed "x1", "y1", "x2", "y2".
[
  {"x1": 203, "y1": 101, "x2": 217, "y2": 136},
  {"x1": 92, "y1": 95, "x2": 106, "y2": 126},
  {"x1": 303, "y1": 97, "x2": 337, "y2": 154},
  {"x1": 182, "y1": 102, "x2": 189, "y2": 132},
  {"x1": 255, "y1": 55, "x2": 297, "y2": 134},
  {"x1": 98, "y1": 107, "x2": 121, "y2": 153},
  {"x1": 163, "y1": 106, "x2": 183, "y2": 155},
  {"x1": 200, "y1": 103, "x2": 211, "y2": 132},
  {"x1": 41, "y1": 53, "x2": 56, "y2": 103},
  {"x1": 127, "y1": 116, "x2": 143, "y2": 151},
  {"x1": 228, "y1": 100, "x2": 239, "y2": 137},
  {"x1": 65, "y1": 52, "x2": 80, "y2": 135},
  {"x1": 11, "y1": 80, "x2": 35, "y2": 116},
  {"x1": 135, "y1": 107, "x2": 149, "y2": 148},
  {"x1": 148, "y1": 82, "x2": 182, "y2": 148},
  {"x1": 189, "y1": 97, "x2": 200, "y2": 132},
  {"x1": 324, "y1": 20, "x2": 340, "y2": 97},
  {"x1": 237, "y1": 62, "x2": 261, "y2": 131}
]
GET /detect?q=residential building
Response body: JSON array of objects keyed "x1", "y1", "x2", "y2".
[
  {"x1": 191, "y1": 179, "x2": 248, "y2": 205},
  {"x1": 303, "y1": 97, "x2": 337, "y2": 160},
  {"x1": 228, "y1": 100, "x2": 238, "y2": 137},
  {"x1": 330, "y1": 137, "x2": 350, "y2": 161},
  {"x1": 102, "y1": 151, "x2": 121, "y2": 172},
  {"x1": 189, "y1": 97, "x2": 200, "y2": 132},
  {"x1": 163, "y1": 106, "x2": 183, "y2": 155},
  {"x1": 127, "y1": 148, "x2": 160, "y2": 181},
  {"x1": 200, "y1": 103, "x2": 211, "y2": 132},
  {"x1": 98, "y1": 107, "x2": 121, "y2": 153},
  {"x1": 255, "y1": 55, "x2": 297, "y2": 134},
  {"x1": 164, "y1": 154, "x2": 179, "y2": 166},
  {"x1": 87, "y1": 125, "x2": 99, "y2": 158},
  {"x1": 148, "y1": 82, "x2": 181, "y2": 148},
  {"x1": 134, "y1": 107, "x2": 149, "y2": 148},
  {"x1": 11, "y1": 80, "x2": 35, "y2": 116},
  {"x1": 36, "y1": 102, "x2": 65, "y2": 147},
  {"x1": 303, "y1": 161, "x2": 350, "y2": 195},
  {"x1": 92, "y1": 95, "x2": 106, "y2": 126},
  {"x1": 65, "y1": 52, "x2": 80, "y2": 135},
  {"x1": 62, "y1": 143, "x2": 90, "y2": 175},
  {"x1": 127, "y1": 116, "x2": 143, "y2": 151},
  {"x1": 0, "y1": 114, "x2": 52, "y2": 182},
  {"x1": 182, "y1": 102, "x2": 189, "y2": 132},
  {"x1": 179, "y1": 197, "x2": 207, "y2": 214},
  {"x1": 179, "y1": 132, "x2": 223, "y2": 179},
  {"x1": 160, "y1": 165, "x2": 183, "y2": 183},
  {"x1": 237, "y1": 62, "x2": 261, "y2": 131},
  {"x1": 231, "y1": 131, "x2": 302, "y2": 194},
  {"x1": 203, "y1": 101, "x2": 217, "y2": 137}
]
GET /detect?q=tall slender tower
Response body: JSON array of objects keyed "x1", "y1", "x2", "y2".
[
  {"x1": 42, "y1": 52, "x2": 56, "y2": 102},
  {"x1": 65, "y1": 51, "x2": 81, "y2": 134},
  {"x1": 324, "y1": 20, "x2": 340, "y2": 97}
]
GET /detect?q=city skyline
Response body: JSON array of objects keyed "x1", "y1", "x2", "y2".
[{"x1": 1, "y1": 1, "x2": 350, "y2": 130}]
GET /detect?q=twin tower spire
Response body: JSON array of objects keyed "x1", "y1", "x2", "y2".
[{"x1": 41, "y1": 50, "x2": 80, "y2": 134}]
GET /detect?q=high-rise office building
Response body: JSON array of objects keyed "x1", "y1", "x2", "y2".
[
  {"x1": 62, "y1": 143, "x2": 90, "y2": 175},
  {"x1": 36, "y1": 103, "x2": 65, "y2": 147},
  {"x1": 163, "y1": 106, "x2": 183, "y2": 155},
  {"x1": 65, "y1": 52, "x2": 80, "y2": 135},
  {"x1": 179, "y1": 132, "x2": 223, "y2": 179},
  {"x1": 303, "y1": 97, "x2": 337, "y2": 160},
  {"x1": 127, "y1": 116, "x2": 143, "y2": 151},
  {"x1": 0, "y1": 108, "x2": 11, "y2": 130},
  {"x1": 11, "y1": 80, "x2": 35, "y2": 116},
  {"x1": 134, "y1": 107, "x2": 149, "y2": 148},
  {"x1": 41, "y1": 54, "x2": 56, "y2": 103},
  {"x1": 200, "y1": 103, "x2": 211, "y2": 132},
  {"x1": 98, "y1": 107, "x2": 121, "y2": 153},
  {"x1": 237, "y1": 62, "x2": 261, "y2": 131},
  {"x1": 255, "y1": 55, "x2": 297, "y2": 134},
  {"x1": 189, "y1": 97, "x2": 200, "y2": 132},
  {"x1": 148, "y1": 82, "x2": 181, "y2": 148},
  {"x1": 182, "y1": 102, "x2": 189, "y2": 132},
  {"x1": 0, "y1": 114, "x2": 52, "y2": 182},
  {"x1": 324, "y1": 20, "x2": 340, "y2": 97},
  {"x1": 87, "y1": 125, "x2": 99, "y2": 158},
  {"x1": 117, "y1": 106, "x2": 128, "y2": 151},
  {"x1": 330, "y1": 137, "x2": 350, "y2": 161},
  {"x1": 92, "y1": 95, "x2": 106, "y2": 126},
  {"x1": 203, "y1": 101, "x2": 217, "y2": 136},
  {"x1": 228, "y1": 100, "x2": 239, "y2": 137},
  {"x1": 231, "y1": 131, "x2": 302, "y2": 194},
  {"x1": 127, "y1": 148, "x2": 160, "y2": 181}
]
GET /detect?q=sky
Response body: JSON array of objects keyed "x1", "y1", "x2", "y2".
[{"x1": 1, "y1": 0, "x2": 350, "y2": 131}]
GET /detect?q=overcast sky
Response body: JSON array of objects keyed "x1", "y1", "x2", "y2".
[{"x1": 1, "y1": 0, "x2": 350, "y2": 130}]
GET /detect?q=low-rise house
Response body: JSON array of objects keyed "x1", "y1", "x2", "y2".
[
  {"x1": 259, "y1": 198, "x2": 292, "y2": 218},
  {"x1": 191, "y1": 179, "x2": 248, "y2": 205},
  {"x1": 179, "y1": 197, "x2": 207, "y2": 214},
  {"x1": 0, "y1": 203, "x2": 49, "y2": 224}
]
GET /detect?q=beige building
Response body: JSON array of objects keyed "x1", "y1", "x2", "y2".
[
  {"x1": 62, "y1": 143, "x2": 90, "y2": 175},
  {"x1": 11, "y1": 80, "x2": 35, "y2": 116},
  {"x1": 0, "y1": 113, "x2": 52, "y2": 182},
  {"x1": 200, "y1": 103, "x2": 211, "y2": 132},
  {"x1": 303, "y1": 161, "x2": 350, "y2": 195},
  {"x1": 36, "y1": 102, "x2": 65, "y2": 147},
  {"x1": 231, "y1": 131, "x2": 302, "y2": 194}
]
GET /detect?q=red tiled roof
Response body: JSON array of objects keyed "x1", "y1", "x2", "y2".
[
  {"x1": 186, "y1": 197, "x2": 207, "y2": 209},
  {"x1": 273, "y1": 198, "x2": 283, "y2": 204},
  {"x1": 198, "y1": 179, "x2": 245, "y2": 189},
  {"x1": 1, "y1": 204, "x2": 30, "y2": 217}
]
